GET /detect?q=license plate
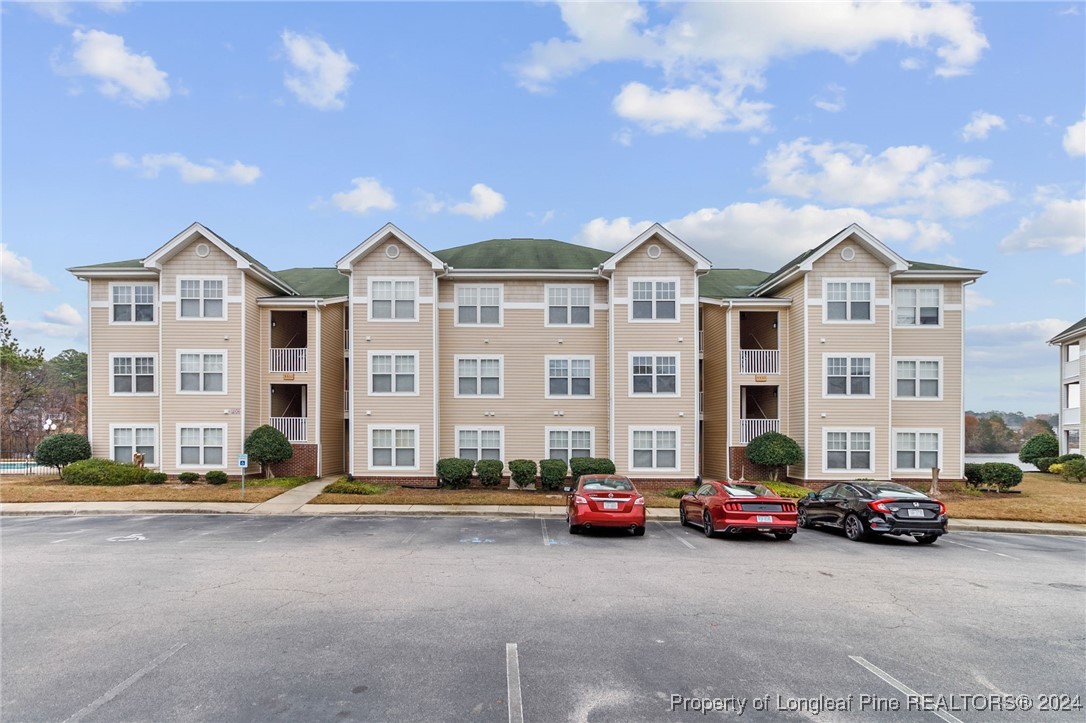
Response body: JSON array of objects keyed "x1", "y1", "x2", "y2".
[
  {"x1": 756, "y1": 515, "x2": 773, "y2": 523},
  {"x1": 603, "y1": 501, "x2": 618, "y2": 510},
  {"x1": 907, "y1": 508, "x2": 925, "y2": 518}
]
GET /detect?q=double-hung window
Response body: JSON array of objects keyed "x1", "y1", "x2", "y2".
[
  {"x1": 179, "y1": 426, "x2": 224, "y2": 466},
  {"x1": 458, "y1": 428, "x2": 502, "y2": 461},
  {"x1": 895, "y1": 359, "x2": 940, "y2": 398},
  {"x1": 895, "y1": 287, "x2": 941, "y2": 326},
  {"x1": 370, "y1": 353, "x2": 416, "y2": 394},
  {"x1": 370, "y1": 427, "x2": 417, "y2": 469},
  {"x1": 1068, "y1": 382, "x2": 1081, "y2": 410},
  {"x1": 826, "y1": 355, "x2": 872, "y2": 396},
  {"x1": 179, "y1": 279, "x2": 224, "y2": 319},
  {"x1": 826, "y1": 280, "x2": 872, "y2": 321},
  {"x1": 112, "y1": 426, "x2": 156, "y2": 465},
  {"x1": 547, "y1": 357, "x2": 592, "y2": 397},
  {"x1": 547, "y1": 286, "x2": 592, "y2": 325},
  {"x1": 631, "y1": 354, "x2": 678, "y2": 395},
  {"x1": 179, "y1": 352, "x2": 225, "y2": 393},
  {"x1": 631, "y1": 280, "x2": 677, "y2": 320},
  {"x1": 457, "y1": 357, "x2": 502, "y2": 396},
  {"x1": 111, "y1": 284, "x2": 155, "y2": 323},
  {"x1": 457, "y1": 285, "x2": 501, "y2": 325},
  {"x1": 370, "y1": 279, "x2": 417, "y2": 320},
  {"x1": 548, "y1": 428, "x2": 592, "y2": 463},
  {"x1": 895, "y1": 430, "x2": 940, "y2": 471},
  {"x1": 825, "y1": 430, "x2": 872, "y2": 471},
  {"x1": 631, "y1": 428, "x2": 678, "y2": 470},
  {"x1": 112, "y1": 355, "x2": 155, "y2": 394}
]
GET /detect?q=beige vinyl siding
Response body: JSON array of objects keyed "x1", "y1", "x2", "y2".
[
  {"x1": 350, "y1": 239, "x2": 436, "y2": 476},
  {"x1": 782, "y1": 278, "x2": 806, "y2": 479},
  {"x1": 700, "y1": 304, "x2": 728, "y2": 478},
  {"x1": 611, "y1": 237, "x2": 697, "y2": 476},
  {"x1": 319, "y1": 303, "x2": 346, "y2": 475}
]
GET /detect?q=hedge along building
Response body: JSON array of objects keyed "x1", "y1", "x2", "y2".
[{"x1": 70, "y1": 221, "x2": 983, "y2": 487}]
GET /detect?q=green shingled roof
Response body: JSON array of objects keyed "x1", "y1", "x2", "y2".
[
  {"x1": 907, "y1": 260, "x2": 984, "y2": 273},
  {"x1": 73, "y1": 259, "x2": 145, "y2": 269},
  {"x1": 698, "y1": 269, "x2": 772, "y2": 299},
  {"x1": 434, "y1": 238, "x2": 611, "y2": 270},
  {"x1": 1050, "y1": 316, "x2": 1086, "y2": 344},
  {"x1": 273, "y1": 268, "x2": 348, "y2": 297}
]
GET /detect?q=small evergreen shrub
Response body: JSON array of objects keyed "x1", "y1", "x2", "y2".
[
  {"x1": 244, "y1": 425, "x2": 294, "y2": 478},
  {"x1": 323, "y1": 479, "x2": 389, "y2": 495},
  {"x1": 34, "y1": 433, "x2": 92, "y2": 472},
  {"x1": 62, "y1": 459, "x2": 147, "y2": 486},
  {"x1": 569, "y1": 457, "x2": 616, "y2": 482},
  {"x1": 1059, "y1": 458, "x2": 1086, "y2": 483},
  {"x1": 764, "y1": 481, "x2": 814, "y2": 499},
  {"x1": 745, "y1": 432, "x2": 803, "y2": 481},
  {"x1": 143, "y1": 472, "x2": 168, "y2": 485},
  {"x1": 980, "y1": 462, "x2": 1023, "y2": 491},
  {"x1": 508, "y1": 459, "x2": 537, "y2": 488},
  {"x1": 475, "y1": 459, "x2": 504, "y2": 487},
  {"x1": 1049, "y1": 463, "x2": 1066, "y2": 476},
  {"x1": 437, "y1": 458, "x2": 475, "y2": 489},
  {"x1": 963, "y1": 463, "x2": 984, "y2": 486},
  {"x1": 538, "y1": 458, "x2": 568, "y2": 490},
  {"x1": 1019, "y1": 433, "x2": 1059, "y2": 467},
  {"x1": 205, "y1": 470, "x2": 228, "y2": 485},
  {"x1": 663, "y1": 488, "x2": 689, "y2": 499},
  {"x1": 1033, "y1": 457, "x2": 1058, "y2": 473},
  {"x1": 1056, "y1": 453, "x2": 1085, "y2": 464},
  {"x1": 178, "y1": 472, "x2": 199, "y2": 484}
]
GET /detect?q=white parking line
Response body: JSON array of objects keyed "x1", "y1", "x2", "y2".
[
  {"x1": 506, "y1": 642, "x2": 524, "y2": 723},
  {"x1": 944, "y1": 539, "x2": 1018, "y2": 560},
  {"x1": 63, "y1": 642, "x2": 186, "y2": 723},
  {"x1": 654, "y1": 521, "x2": 696, "y2": 550},
  {"x1": 849, "y1": 656, "x2": 963, "y2": 723}
]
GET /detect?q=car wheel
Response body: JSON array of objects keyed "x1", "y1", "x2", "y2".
[
  {"x1": 703, "y1": 511, "x2": 716, "y2": 538},
  {"x1": 844, "y1": 514, "x2": 868, "y2": 542},
  {"x1": 679, "y1": 505, "x2": 688, "y2": 527},
  {"x1": 774, "y1": 532, "x2": 794, "y2": 541},
  {"x1": 633, "y1": 526, "x2": 646, "y2": 537},
  {"x1": 568, "y1": 523, "x2": 581, "y2": 535},
  {"x1": 915, "y1": 534, "x2": 939, "y2": 545},
  {"x1": 797, "y1": 508, "x2": 812, "y2": 529}
]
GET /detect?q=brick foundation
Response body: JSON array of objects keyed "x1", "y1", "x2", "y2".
[
  {"x1": 727, "y1": 447, "x2": 780, "y2": 482},
  {"x1": 270, "y1": 444, "x2": 318, "y2": 478}
]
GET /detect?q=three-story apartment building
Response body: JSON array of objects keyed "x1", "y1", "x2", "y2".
[
  {"x1": 1049, "y1": 318, "x2": 1085, "y2": 455},
  {"x1": 70, "y1": 221, "x2": 983, "y2": 486}
]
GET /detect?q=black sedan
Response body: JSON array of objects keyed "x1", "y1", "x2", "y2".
[{"x1": 797, "y1": 482, "x2": 947, "y2": 544}]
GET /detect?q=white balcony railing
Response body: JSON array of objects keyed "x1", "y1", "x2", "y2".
[
  {"x1": 270, "y1": 416, "x2": 307, "y2": 443},
  {"x1": 270, "y1": 348, "x2": 307, "y2": 373},
  {"x1": 1063, "y1": 407, "x2": 1081, "y2": 426},
  {"x1": 741, "y1": 418, "x2": 780, "y2": 444},
  {"x1": 1065, "y1": 360, "x2": 1080, "y2": 379},
  {"x1": 344, "y1": 389, "x2": 350, "y2": 413},
  {"x1": 740, "y1": 349, "x2": 780, "y2": 375},
  {"x1": 344, "y1": 329, "x2": 350, "y2": 351}
]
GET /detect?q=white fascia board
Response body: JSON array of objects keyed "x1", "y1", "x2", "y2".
[
  {"x1": 601, "y1": 222, "x2": 712, "y2": 272},
  {"x1": 336, "y1": 223, "x2": 445, "y2": 272}
]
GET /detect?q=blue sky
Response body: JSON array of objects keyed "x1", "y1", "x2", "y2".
[{"x1": 2, "y1": 1, "x2": 1083, "y2": 415}]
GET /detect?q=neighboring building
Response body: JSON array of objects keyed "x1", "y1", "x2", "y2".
[
  {"x1": 70, "y1": 221, "x2": 983, "y2": 486},
  {"x1": 1049, "y1": 318, "x2": 1085, "y2": 455}
]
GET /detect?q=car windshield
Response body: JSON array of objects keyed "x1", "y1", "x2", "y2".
[
  {"x1": 721, "y1": 484, "x2": 772, "y2": 497},
  {"x1": 864, "y1": 483, "x2": 927, "y2": 498},
  {"x1": 581, "y1": 478, "x2": 633, "y2": 491}
]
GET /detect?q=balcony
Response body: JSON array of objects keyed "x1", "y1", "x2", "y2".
[
  {"x1": 741, "y1": 418, "x2": 779, "y2": 444},
  {"x1": 1064, "y1": 407, "x2": 1081, "y2": 426},
  {"x1": 270, "y1": 348, "x2": 307, "y2": 373},
  {"x1": 740, "y1": 349, "x2": 780, "y2": 375},
  {"x1": 270, "y1": 416, "x2": 307, "y2": 443}
]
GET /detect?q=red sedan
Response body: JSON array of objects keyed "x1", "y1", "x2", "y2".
[
  {"x1": 680, "y1": 481, "x2": 797, "y2": 540},
  {"x1": 567, "y1": 475, "x2": 646, "y2": 536}
]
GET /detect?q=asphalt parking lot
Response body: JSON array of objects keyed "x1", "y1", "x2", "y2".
[{"x1": 2, "y1": 514, "x2": 1084, "y2": 723}]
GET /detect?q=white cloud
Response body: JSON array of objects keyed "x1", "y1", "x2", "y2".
[
  {"x1": 1, "y1": 244, "x2": 56, "y2": 292},
  {"x1": 964, "y1": 287, "x2": 994, "y2": 311},
  {"x1": 325, "y1": 177, "x2": 396, "y2": 215},
  {"x1": 11, "y1": 304, "x2": 85, "y2": 340},
  {"x1": 1063, "y1": 115, "x2": 1086, "y2": 156},
  {"x1": 899, "y1": 57, "x2": 923, "y2": 71},
  {"x1": 760, "y1": 138, "x2": 1010, "y2": 218},
  {"x1": 1054, "y1": 277, "x2": 1075, "y2": 286},
  {"x1": 961, "y1": 111, "x2": 1006, "y2": 141},
  {"x1": 999, "y1": 196, "x2": 1085, "y2": 255},
  {"x1": 813, "y1": 83, "x2": 846, "y2": 113},
  {"x1": 112, "y1": 152, "x2": 261, "y2": 184},
  {"x1": 281, "y1": 30, "x2": 357, "y2": 111},
  {"x1": 612, "y1": 81, "x2": 771, "y2": 135},
  {"x1": 42, "y1": 303, "x2": 83, "y2": 326},
  {"x1": 61, "y1": 29, "x2": 170, "y2": 105},
  {"x1": 26, "y1": 2, "x2": 76, "y2": 25},
  {"x1": 540, "y1": 210, "x2": 556, "y2": 225},
  {"x1": 450, "y1": 184, "x2": 507, "y2": 220},
  {"x1": 612, "y1": 128, "x2": 633, "y2": 146},
  {"x1": 966, "y1": 319, "x2": 1071, "y2": 369}
]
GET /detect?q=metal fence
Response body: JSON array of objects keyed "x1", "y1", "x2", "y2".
[{"x1": 0, "y1": 458, "x2": 58, "y2": 476}]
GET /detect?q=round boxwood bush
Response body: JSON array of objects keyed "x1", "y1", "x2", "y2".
[
  {"x1": 205, "y1": 470, "x2": 228, "y2": 485},
  {"x1": 963, "y1": 463, "x2": 984, "y2": 486},
  {"x1": 508, "y1": 459, "x2": 537, "y2": 488},
  {"x1": 1019, "y1": 433, "x2": 1059, "y2": 468},
  {"x1": 178, "y1": 471, "x2": 199, "y2": 484},
  {"x1": 244, "y1": 424, "x2": 294, "y2": 478},
  {"x1": 143, "y1": 471, "x2": 168, "y2": 485},
  {"x1": 745, "y1": 431, "x2": 804, "y2": 481},
  {"x1": 475, "y1": 459, "x2": 504, "y2": 487},
  {"x1": 62, "y1": 459, "x2": 147, "y2": 486},
  {"x1": 34, "y1": 433, "x2": 91, "y2": 472},
  {"x1": 569, "y1": 457, "x2": 616, "y2": 483},
  {"x1": 1056, "y1": 453, "x2": 1085, "y2": 464},
  {"x1": 437, "y1": 458, "x2": 474, "y2": 489},
  {"x1": 980, "y1": 462, "x2": 1024, "y2": 491},
  {"x1": 1033, "y1": 456, "x2": 1058, "y2": 473},
  {"x1": 538, "y1": 458, "x2": 568, "y2": 490},
  {"x1": 1059, "y1": 458, "x2": 1086, "y2": 483}
]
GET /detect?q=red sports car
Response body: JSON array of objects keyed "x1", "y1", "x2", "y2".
[
  {"x1": 679, "y1": 480, "x2": 797, "y2": 540},
  {"x1": 567, "y1": 474, "x2": 646, "y2": 536}
]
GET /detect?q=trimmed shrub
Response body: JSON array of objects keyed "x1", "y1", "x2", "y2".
[
  {"x1": 764, "y1": 481, "x2": 813, "y2": 499},
  {"x1": 143, "y1": 472, "x2": 168, "y2": 485},
  {"x1": 539, "y1": 458, "x2": 568, "y2": 490},
  {"x1": 62, "y1": 459, "x2": 147, "y2": 486},
  {"x1": 980, "y1": 462, "x2": 1023, "y2": 491},
  {"x1": 1059, "y1": 458, "x2": 1086, "y2": 483},
  {"x1": 663, "y1": 488, "x2": 689, "y2": 499},
  {"x1": 323, "y1": 479, "x2": 389, "y2": 495},
  {"x1": 1019, "y1": 433, "x2": 1059, "y2": 467},
  {"x1": 34, "y1": 433, "x2": 91, "y2": 472},
  {"x1": 437, "y1": 458, "x2": 474, "y2": 489},
  {"x1": 745, "y1": 431, "x2": 803, "y2": 481},
  {"x1": 508, "y1": 459, "x2": 537, "y2": 488},
  {"x1": 476, "y1": 459, "x2": 504, "y2": 487},
  {"x1": 244, "y1": 425, "x2": 294, "y2": 479},
  {"x1": 569, "y1": 457, "x2": 617, "y2": 483},
  {"x1": 1056, "y1": 453, "x2": 1085, "y2": 464},
  {"x1": 963, "y1": 463, "x2": 984, "y2": 486},
  {"x1": 205, "y1": 470, "x2": 228, "y2": 485},
  {"x1": 1033, "y1": 457, "x2": 1058, "y2": 473},
  {"x1": 1050, "y1": 463, "x2": 1066, "y2": 476},
  {"x1": 178, "y1": 471, "x2": 199, "y2": 484}
]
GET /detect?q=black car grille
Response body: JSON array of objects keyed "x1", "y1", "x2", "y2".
[{"x1": 740, "y1": 503, "x2": 784, "y2": 512}]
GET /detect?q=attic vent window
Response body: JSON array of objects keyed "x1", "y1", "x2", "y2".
[
  {"x1": 195, "y1": 243, "x2": 211, "y2": 258},
  {"x1": 386, "y1": 244, "x2": 400, "y2": 259},
  {"x1": 647, "y1": 244, "x2": 662, "y2": 259},
  {"x1": 841, "y1": 246, "x2": 856, "y2": 261}
]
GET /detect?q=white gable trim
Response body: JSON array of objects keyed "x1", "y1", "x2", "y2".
[
  {"x1": 601, "y1": 223, "x2": 712, "y2": 272},
  {"x1": 336, "y1": 223, "x2": 446, "y2": 272},
  {"x1": 800, "y1": 224, "x2": 908, "y2": 273}
]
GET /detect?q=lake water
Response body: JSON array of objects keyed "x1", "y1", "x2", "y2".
[{"x1": 963, "y1": 454, "x2": 1031, "y2": 471}]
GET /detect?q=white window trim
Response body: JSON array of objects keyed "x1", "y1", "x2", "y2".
[
  {"x1": 109, "y1": 423, "x2": 159, "y2": 468},
  {"x1": 544, "y1": 284, "x2": 595, "y2": 328},
  {"x1": 822, "y1": 353, "x2": 875, "y2": 399},
  {"x1": 454, "y1": 283, "x2": 504, "y2": 327},
  {"x1": 1067, "y1": 381, "x2": 1081, "y2": 410},
  {"x1": 628, "y1": 426, "x2": 682, "y2": 472},
  {"x1": 822, "y1": 277, "x2": 876, "y2": 324},
  {"x1": 176, "y1": 276, "x2": 228, "y2": 321},
  {"x1": 821, "y1": 427, "x2": 875, "y2": 474},
  {"x1": 367, "y1": 276, "x2": 419, "y2": 322},
  {"x1": 628, "y1": 352, "x2": 682, "y2": 397},
  {"x1": 108, "y1": 352, "x2": 158, "y2": 397},
  {"x1": 367, "y1": 424, "x2": 420, "y2": 471},
  {"x1": 628, "y1": 277, "x2": 681, "y2": 323},
  {"x1": 892, "y1": 356, "x2": 943, "y2": 401},
  {"x1": 544, "y1": 355, "x2": 595, "y2": 399},
  {"x1": 454, "y1": 425, "x2": 505, "y2": 461},
  {"x1": 893, "y1": 284, "x2": 944, "y2": 329},
  {"x1": 108, "y1": 282, "x2": 158, "y2": 326},
  {"x1": 892, "y1": 428, "x2": 943, "y2": 474},
  {"x1": 176, "y1": 423, "x2": 228, "y2": 469},
  {"x1": 454, "y1": 354, "x2": 504, "y2": 398},
  {"x1": 545, "y1": 426, "x2": 596, "y2": 460},
  {"x1": 366, "y1": 351, "x2": 420, "y2": 397},
  {"x1": 176, "y1": 349, "x2": 228, "y2": 395}
]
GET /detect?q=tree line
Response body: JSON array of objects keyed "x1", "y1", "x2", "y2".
[{"x1": 964, "y1": 411, "x2": 1055, "y2": 454}]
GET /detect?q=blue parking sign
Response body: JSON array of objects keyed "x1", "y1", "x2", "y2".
[{"x1": 238, "y1": 454, "x2": 249, "y2": 468}]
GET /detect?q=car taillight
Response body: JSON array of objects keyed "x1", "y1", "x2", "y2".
[
  {"x1": 574, "y1": 495, "x2": 588, "y2": 505},
  {"x1": 723, "y1": 502, "x2": 741, "y2": 512},
  {"x1": 868, "y1": 499, "x2": 893, "y2": 514},
  {"x1": 633, "y1": 496, "x2": 645, "y2": 506},
  {"x1": 935, "y1": 500, "x2": 946, "y2": 515}
]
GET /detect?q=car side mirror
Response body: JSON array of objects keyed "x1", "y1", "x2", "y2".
[{"x1": 806, "y1": 492, "x2": 816, "y2": 499}]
